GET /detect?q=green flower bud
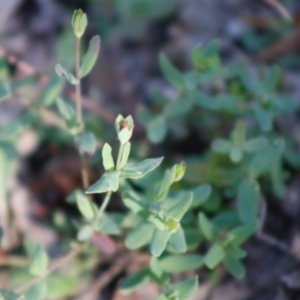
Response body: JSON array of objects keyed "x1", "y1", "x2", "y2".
[
  {"x1": 165, "y1": 218, "x2": 179, "y2": 233},
  {"x1": 115, "y1": 115, "x2": 134, "y2": 144},
  {"x1": 173, "y1": 162, "x2": 186, "y2": 182},
  {"x1": 72, "y1": 9, "x2": 88, "y2": 38}
]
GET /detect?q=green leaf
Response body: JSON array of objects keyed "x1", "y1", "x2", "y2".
[
  {"x1": 149, "y1": 257, "x2": 169, "y2": 285},
  {"x1": 238, "y1": 179, "x2": 259, "y2": 223},
  {"x1": 231, "y1": 121, "x2": 246, "y2": 147},
  {"x1": 204, "y1": 244, "x2": 225, "y2": 269},
  {"x1": 226, "y1": 246, "x2": 247, "y2": 259},
  {"x1": 249, "y1": 140, "x2": 283, "y2": 177},
  {"x1": 223, "y1": 256, "x2": 245, "y2": 278},
  {"x1": 254, "y1": 105, "x2": 273, "y2": 132},
  {"x1": 86, "y1": 171, "x2": 120, "y2": 194},
  {"x1": 241, "y1": 71, "x2": 265, "y2": 97},
  {"x1": 185, "y1": 229, "x2": 203, "y2": 250},
  {"x1": 191, "y1": 184, "x2": 212, "y2": 208},
  {"x1": 265, "y1": 66, "x2": 280, "y2": 92},
  {"x1": 119, "y1": 142, "x2": 131, "y2": 169},
  {"x1": 121, "y1": 157, "x2": 163, "y2": 179},
  {"x1": 95, "y1": 214, "x2": 120, "y2": 235},
  {"x1": 159, "y1": 254, "x2": 203, "y2": 273},
  {"x1": 0, "y1": 112, "x2": 35, "y2": 141},
  {"x1": 230, "y1": 147, "x2": 243, "y2": 163},
  {"x1": 56, "y1": 97, "x2": 77, "y2": 134},
  {"x1": 0, "y1": 80, "x2": 11, "y2": 103},
  {"x1": 25, "y1": 281, "x2": 47, "y2": 300},
  {"x1": 159, "y1": 53, "x2": 184, "y2": 89},
  {"x1": 147, "y1": 116, "x2": 167, "y2": 144},
  {"x1": 151, "y1": 167, "x2": 175, "y2": 201},
  {"x1": 150, "y1": 228, "x2": 171, "y2": 257},
  {"x1": 120, "y1": 268, "x2": 151, "y2": 294},
  {"x1": 199, "y1": 213, "x2": 218, "y2": 241},
  {"x1": 244, "y1": 137, "x2": 268, "y2": 153},
  {"x1": 183, "y1": 71, "x2": 197, "y2": 89},
  {"x1": 80, "y1": 35, "x2": 100, "y2": 78},
  {"x1": 213, "y1": 211, "x2": 241, "y2": 231},
  {"x1": 203, "y1": 40, "x2": 220, "y2": 57},
  {"x1": 55, "y1": 63, "x2": 79, "y2": 85},
  {"x1": 125, "y1": 223, "x2": 154, "y2": 249},
  {"x1": 39, "y1": 74, "x2": 63, "y2": 106},
  {"x1": 227, "y1": 221, "x2": 258, "y2": 247},
  {"x1": 175, "y1": 277, "x2": 198, "y2": 300},
  {"x1": 164, "y1": 192, "x2": 193, "y2": 221},
  {"x1": 75, "y1": 191, "x2": 96, "y2": 219},
  {"x1": 47, "y1": 273, "x2": 77, "y2": 299},
  {"x1": 211, "y1": 139, "x2": 231, "y2": 154},
  {"x1": 75, "y1": 131, "x2": 96, "y2": 155},
  {"x1": 77, "y1": 224, "x2": 94, "y2": 241},
  {"x1": 193, "y1": 91, "x2": 219, "y2": 110},
  {"x1": 192, "y1": 45, "x2": 204, "y2": 69},
  {"x1": 29, "y1": 244, "x2": 49, "y2": 276},
  {"x1": 164, "y1": 96, "x2": 194, "y2": 117},
  {"x1": 0, "y1": 289, "x2": 24, "y2": 300},
  {"x1": 102, "y1": 143, "x2": 115, "y2": 171},
  {"x1": 168, "y1": 226, "x2": 187, "y2": 253}
]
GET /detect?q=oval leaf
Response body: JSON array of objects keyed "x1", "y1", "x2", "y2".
[
  {"x1": 102, "y1": 143, "x2": 115, "y2": 171},
  {"x1": 204, "y1": 244, "x2": 225, "y2": 269},
  {"x1": 75, "y1": 131, "x2": 96, "y2": 155},
  {"x1": 80, "y1": 35, "x2": 100, "y2": 78},
  {"x1": 238, "y1": 178, "x2": 260, "y2": 223},
  {"x1": 159, "y1": 254, "x2": 203, "y2": 273},
  {"x1": 121, "y1": 157, "x2": 163, "y2": 179},
  {"x1": 150, "y1": 228, "x2": 171, "y2": 257},
  {"x1": 125, "y1": 223, "x2": 154, "y2": 250},
  {"x1": 75, "y1": 191, "x2": 96, "y2": 219},
  {"x1": 86, "y1": 171, "x2": 120, "y2": 194},
  {"x1": 120, "y1": 268, "x2": 151, "y2": 295},
  {"x1": 167, "y1": 226, "x2": 187, "y2": 253},
  {"x1": 55, "y1": 64, "x2": 78, "y2": 85},
  {"x1": 29, "y1": 244, "x2": 49, "y2": 276}
]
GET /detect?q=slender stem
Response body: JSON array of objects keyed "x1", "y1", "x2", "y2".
[
  {"x1": 75, "y1": 37, "x2": 83, "y2": 131},
  {"x1": 16, "y1": 244, "x2": 86, "y2": 293},
  {"x1": 96, "y1": 191, "x2": 112, "y2": 221},
  {"x1": 75, "y1": 36, "x2": 89, "y2": 190},
  {"x1": 116, "y1": 143, "x2": 124, "y2": 170}
]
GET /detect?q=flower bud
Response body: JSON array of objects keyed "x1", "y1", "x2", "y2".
[
  {"x1": 115, "y1": 115, "x2": 134, "y2": 144},
  {"x1": 72, "y1": 9, "x2": 88, "y2": 38},
  {"x1": 173, "y1": 162, "x2": 186, "y2": 182}
]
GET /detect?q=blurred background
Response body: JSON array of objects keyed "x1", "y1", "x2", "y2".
[{"x1": 1, "y1": 0, "x2": 300, "y2": 299}]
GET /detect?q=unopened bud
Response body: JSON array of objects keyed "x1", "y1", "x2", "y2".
[
  {"x1": 173, "y1": 162, "x2": 186, "y2": 182},
  {"x1": 72, "y1": 9, "x2": 88, "y2": 38}
]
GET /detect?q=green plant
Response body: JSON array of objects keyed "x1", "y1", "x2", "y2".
[{"x1": 1, "y1": 8, "x2": 299, "y2": 300}]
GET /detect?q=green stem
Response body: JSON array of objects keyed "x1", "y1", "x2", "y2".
[
  {"x1": 96, "y1": 191, "x2": 112, "y2": 220},
  {"x1": 116, "y1": 143, "x2": 125, "y2": 170},
  {"x1": 75, "y1": 37, "x2": 83, "y2": 132},
  {"x1": 75, "y1": 36, "x2": 89, "y2": 190}
]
